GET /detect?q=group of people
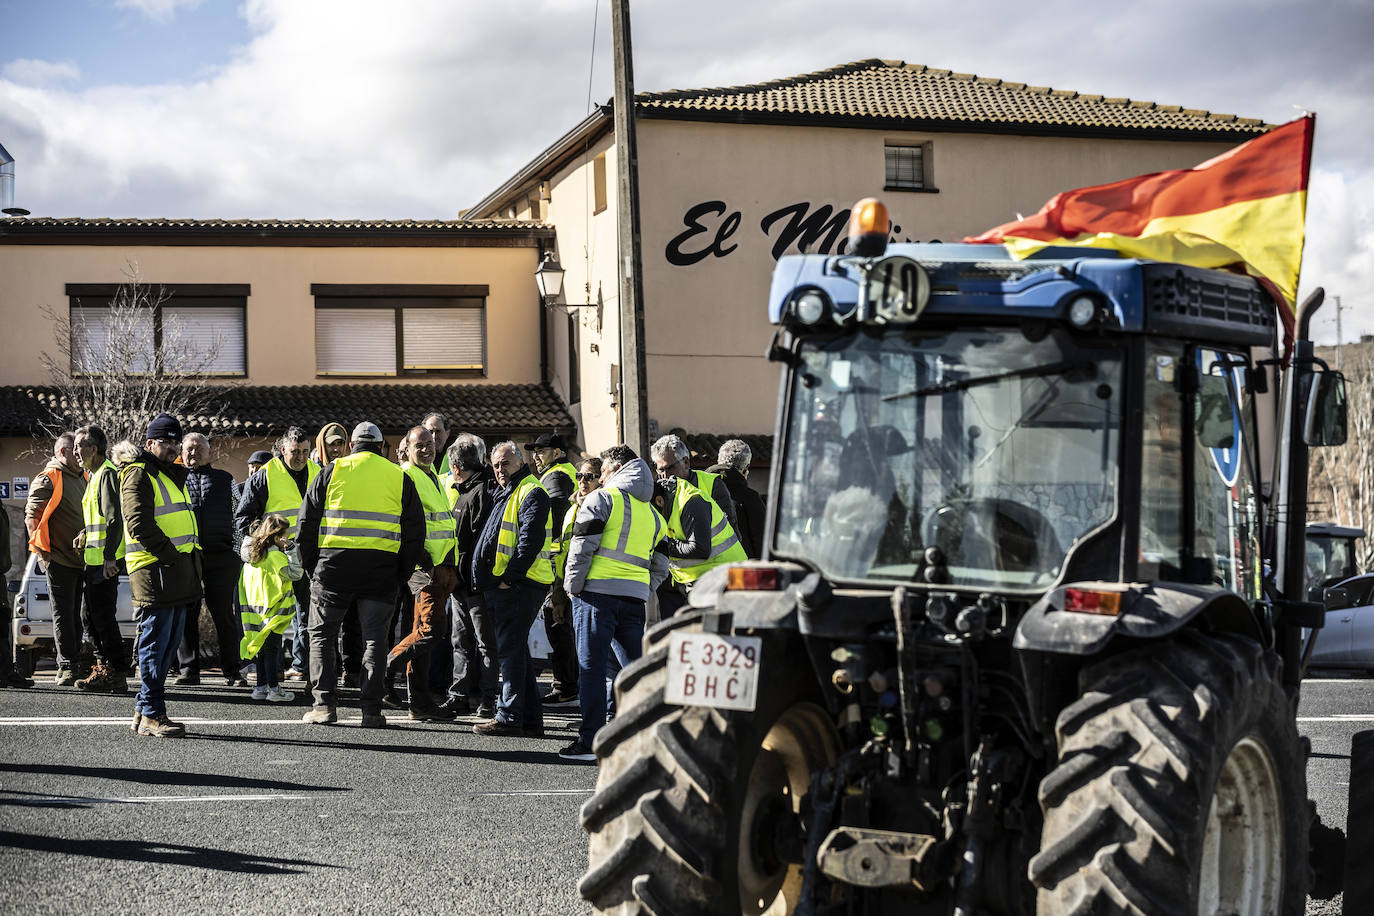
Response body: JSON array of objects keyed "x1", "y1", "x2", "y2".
[{"x1": 13, "y1": 410, "x2": 766, "y2": 760}]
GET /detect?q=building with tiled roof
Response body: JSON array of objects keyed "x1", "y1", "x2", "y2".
[
  {"x1": 470, "y1": 58, "x2": 1270, "y2": 468},
  {"x1": 0, "y1": 217, "x2": 568, "y2": 494}
]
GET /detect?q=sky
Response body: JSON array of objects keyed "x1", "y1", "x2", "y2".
[{"x1": 2, "y1": 0, "x2": 1371, "y2": 343}]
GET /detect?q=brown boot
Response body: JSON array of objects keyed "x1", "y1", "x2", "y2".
[{"x1": 76, "y1": 663, "x2": 129, "y2": 694}]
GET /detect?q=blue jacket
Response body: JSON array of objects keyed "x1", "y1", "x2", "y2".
[
  {"x1": 471, "y1": 465, "x2": 550, "y2": 594},
  {"x1": 184, "y1": 465, "x2": 238, "y2": 555}
]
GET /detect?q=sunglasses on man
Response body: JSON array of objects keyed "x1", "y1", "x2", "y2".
[{"x1": 576, "y1": 473, "x2": 597, "y2": 482}]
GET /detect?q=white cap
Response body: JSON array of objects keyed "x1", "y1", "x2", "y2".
[{"x1": 351, "y1": 421, "x2": 384, "y2": 443}]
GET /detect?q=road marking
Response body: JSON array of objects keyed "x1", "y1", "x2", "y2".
[
  {"x1": 1303, "y1": 679, "x2": 1374, "y2": 684},
  {"x1": 0, "y1": 716, "x2": 399, "y2": 726},
  {"x1": 465, "y1": 789, "x2": 594, "y2": 797},
  {"x1": 1297, "y1": 715, "x2": 1374, "y2": 722},
  {"x1": 0, "y1": 792, "x2": 309, "y2": 806}
]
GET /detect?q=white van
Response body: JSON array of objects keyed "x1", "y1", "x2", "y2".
[{"x1": 9, "y1": 553, "x2": 138, "y2": 676}]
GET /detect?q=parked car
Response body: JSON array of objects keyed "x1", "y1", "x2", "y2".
[
  {"x1": 10, "y1": 552, "x2": 138, "y2": 676},
  {"x1": 1308, "y1": 572, "x2": 1374, "y2": 672}
]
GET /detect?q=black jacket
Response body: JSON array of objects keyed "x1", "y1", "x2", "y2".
[
  {"x1": 296, "y1": 446, "x2": 426, "y2": 600},
  {"x1": 450, "y1": 465, "x2": 496, "y2": 593},
  {"x1": 185, "y1": 465, "x2": 238, "y2": 555},
  {"x1": 707, "y1": 464, "x2": 767, "y2": 560}
]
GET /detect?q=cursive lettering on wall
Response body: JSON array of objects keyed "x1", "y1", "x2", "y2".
[{"x1": 664, "y1": 200, "x2": 917, "y2": 267}]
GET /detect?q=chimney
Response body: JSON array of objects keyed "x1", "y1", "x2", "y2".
[{"x1": 0, "y1": 142, "x2": 31, "y2": 216}]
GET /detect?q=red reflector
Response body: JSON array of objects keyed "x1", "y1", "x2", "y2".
[
  {"x1": 1063, "y1": 588, "x2": 1122, "y2": 616},
  {"x1": 19, "y1": 624, "x2": 31, "y2": 636},
  {"x1": 727, "y1": 567, "x2": 780, "y2": 591}
]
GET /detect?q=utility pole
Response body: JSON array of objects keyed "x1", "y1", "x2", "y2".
[
  {"x1": 1334, "y1": 295, "x2": 1344, "y2": 369},
  {"x1": 612, "y1": 0, "x2": 649, "y2": 455}
]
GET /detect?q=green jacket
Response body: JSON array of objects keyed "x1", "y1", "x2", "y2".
[{"x1": 121, "y1": 450, "x2": 203, "y2": 609}]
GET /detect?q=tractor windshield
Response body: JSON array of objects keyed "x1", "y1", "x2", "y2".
[{"x1": 773, "y1": 326, "x2": 1122, "y2": 590}]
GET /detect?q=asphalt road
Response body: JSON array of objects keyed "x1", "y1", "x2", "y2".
[{"x1": 1, "y1": 671, "x2": 1370, "y2": 915}]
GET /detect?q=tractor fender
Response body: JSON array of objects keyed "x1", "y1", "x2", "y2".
[{"x1": 1013, "y1": 581, "x2": 1261, "y2": 655}]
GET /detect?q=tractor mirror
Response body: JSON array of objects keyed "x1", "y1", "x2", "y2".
[
  {"x1": 1304, "y1": 370, "x2": 1348, "y2": 447},
  {"x1": 1323, "y1": 585, "x2": 1351, "y2": 611}
]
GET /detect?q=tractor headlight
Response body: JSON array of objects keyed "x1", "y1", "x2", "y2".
[
  {"x1": 787, "y1": 287, "x2": 831, "y2": 326},
  {"x1": 1067, "y1": 295, "x2": 1099, "y2": 328}
]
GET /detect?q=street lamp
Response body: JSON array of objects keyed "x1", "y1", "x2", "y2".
[{"x1": 535, "y1": 251, "x2": 596, "y2": 308}]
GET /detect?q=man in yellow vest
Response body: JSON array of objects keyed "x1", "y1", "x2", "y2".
[
  {"x1": 525, "y1": 432, "x2": 580, "y2": 707},
  {"x1": 558, "y1": 445, "x2": 670, "y2": 760},
  {"x1": 652, "y1": 472, "x2": 749, "y2": 618},
  {"x1": 23, "y1": 431, "x2": 87, "y2": 685},
  {"x1": 469, "y1": 441, "x2": 551, "y2": 738},
  {"x1": 72, "y1": 425, "x2": 131, "y2": 693},
  {"x1": 650, "y1": 433, "x2": 739, "y2": 533},
  {"x1": 296, "y1": 422, "x2": 425, "y2": 728},
  {"x1": 123, "y1": 413, "x2": 203, "y2": 738},
  {"x1": 235, "y1": 426, "x2": 320, "y2": 680},
  {"x1": 387, "y1": 425, "x2": 459, "y2": 720}
]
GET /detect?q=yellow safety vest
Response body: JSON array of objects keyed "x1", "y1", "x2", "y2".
[
  {"x1": 540, "y1": 461, "x2": 578, "y2": 492},
  {"x1": 121, "y1": 465, "x2": 200, "y2": 574},
  {"x1": 667, "y1": 478, "x2": 746, "y2": 584},
  {"x1": 82, "y1": 459, "x2": 125, "y2": 565},
  {"x1": 239, "y1": 549, "x2": 295, "y2": 660},
  {"x1": 554, "y1": 502, "x2": 578, "y2": 580},
  {"x1": 264, "y1": 457, "x2": 320, "y2": 536},
  {"x1": 405, "y1": 463, "x2": 457, "y2": 566},
  {"x1": 319, "y1": 452, "x2": 404, "y2": 553},
  {"x1": 492, "y1": 475, "x2": 553, "y2": 585},
  {"x1": 586, "y1": 488, "x2": 666, "y2": 588},
  {"x1": 693, "y1": 469, "x2": 723, "y2": 504}
]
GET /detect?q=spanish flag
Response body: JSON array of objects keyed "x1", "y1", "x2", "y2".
[{"x1": 965, "y1": 115, "x2": 1315, "y2": 337}]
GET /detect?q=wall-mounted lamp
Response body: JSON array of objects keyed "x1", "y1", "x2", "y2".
[{"x1": 535, "y1": 252, "x2": 596, "y2": 309}]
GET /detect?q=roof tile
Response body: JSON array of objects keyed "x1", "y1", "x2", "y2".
[{"x1": 636, "y1": 59, "x2": 1268, "y2": 136}]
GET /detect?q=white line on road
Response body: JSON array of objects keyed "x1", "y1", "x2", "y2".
[
  {"x1": 465, "y1": 789, "x2": 594, "y2": 797},
  {"x1": 0, "y1": 716, "x2": 394, "y2": 726},
  {"x1": 0, "y1": 792, "x2": 309, "y2": 806},
  {"x1": 1297, "y1": 715, "x2": 1374, "y2": 722}
]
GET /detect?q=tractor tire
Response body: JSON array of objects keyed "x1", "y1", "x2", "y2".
[
  {"x1": 1031, "y1": 629, "x2": 1309, "y2": 915},
  {"x1": 579, "y1": 610, "x2": 839, "y2": 916}
]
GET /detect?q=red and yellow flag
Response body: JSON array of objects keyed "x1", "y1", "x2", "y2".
[{"x1": 965, "y1": 115, "x2": 1315, "y2": 334}]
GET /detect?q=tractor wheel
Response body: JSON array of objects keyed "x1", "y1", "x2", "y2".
[
  {"x1": 579, "y1": 610, "x2": 840, "y2": 916},
  {"x1": 1031, "y1": 629, "x2": 1309, "y2": 914}
]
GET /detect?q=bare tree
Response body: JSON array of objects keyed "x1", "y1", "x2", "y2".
[
  {"x1": 1310, "y1": 338, "x2": 1374, "y2": 572},
  {"x1": 37, "y1": 262, "x2": 232, "y2": 444}
]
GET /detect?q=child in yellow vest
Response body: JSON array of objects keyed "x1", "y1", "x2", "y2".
[{"x1": 239, "y1": 514, "x2": 303, "y2": 702}]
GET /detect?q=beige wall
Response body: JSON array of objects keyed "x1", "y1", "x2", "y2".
[
  {"x1": 630, "y1": 120, "x2": 1246, "y2": 435},
  {"x1": 0, "y1": 243, "x2": 545, "y2": 387},
  {"x1": 541, "y1": 133, "x2": 625, "y2": 454}
]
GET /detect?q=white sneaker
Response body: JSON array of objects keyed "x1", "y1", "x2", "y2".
[
  {"x1": 266, "y1": 687, "x2": 295, "y2": 703},
  {"x1": 251, "y1": 685, "x2": 269, "y2": 701}
]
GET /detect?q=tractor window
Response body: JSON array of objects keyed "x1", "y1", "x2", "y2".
[
  {"x1": 1192, "y1": 348, "x2": 1262, "y2": 600},
  {"x1": 1140, "y1": 346, "x2": 1185, "y2": 577}
]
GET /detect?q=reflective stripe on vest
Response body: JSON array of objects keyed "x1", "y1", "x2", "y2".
[
  {"x1": 492, "y1": 475, "x2": 553, "y2": 585},
  {"x1": 667, "y1": 478, "x2": 745, "y2": 584},
  {"x1": 82, "y1": 460, "x2": 126, "y2": 565},
  {"x1": 318, "y1": 452, "x2": 404, "y2": 553},
  {"x1": 122, "y1": 465, "x2": 200, "y2": 574},
  {"x1": 264, "y1": 458, "x2": 319, "y2": 536},
  {"x1": 586, "y1": 487, "x2": 665, "y2": 588},
  {"x1": 405, "y1": 463, "x2": 457, "y2": 566}
]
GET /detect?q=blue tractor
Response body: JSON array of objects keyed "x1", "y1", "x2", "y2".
[{"x1": 580, "y1": 200, "x2": 1350, "y2": 915}]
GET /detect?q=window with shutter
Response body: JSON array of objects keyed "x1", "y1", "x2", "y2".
[
  {"x1": 316, "y1": 309, "x2": 397, "y2": 376},
  {"x1": 312, "y1": 284, "x2": 489, "y2": 378},
  {"x1": 66, "y1": 285, "x2": 247, "y2": 377}
]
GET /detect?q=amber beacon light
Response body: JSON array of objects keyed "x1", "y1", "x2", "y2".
[{"x1": 847, "y1": 197, "x2": 890, "y2": 258}]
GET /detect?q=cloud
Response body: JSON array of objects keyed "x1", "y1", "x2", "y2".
[
  {"x1": 1302, "y1": 168, "x2": 1374, "y2": 344},
  {"x1": 2, "y1": 58, "x2": 80, "y2": 85},
  {"x1": 113, "y1": 0, "x2": 205, "y2": 23},
  {"x1": 0, "y1": 0, "x2": 1369, "y2": 337}
]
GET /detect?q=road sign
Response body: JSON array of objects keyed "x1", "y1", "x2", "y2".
[
  {"x1": 12, "y1": 477, "x2": 29, "y2": 498},
  {"x1": 0, "y1": 481, "x2": 9, "y2": 499}
]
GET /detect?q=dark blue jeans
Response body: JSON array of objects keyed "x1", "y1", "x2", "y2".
[
  {"x1": 134, "y1": 604, "x2": 187, "y2": 718},
  {"x1": 483, "y1": 585, "x2": 545, "y2": 731},
  {"x1": 572, "y1": 591, "x2": 645, "y2": 748}
]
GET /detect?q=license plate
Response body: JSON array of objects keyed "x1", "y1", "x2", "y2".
[{"x1": 665, "y1": 631, "x2": 762, "y2": 711}]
